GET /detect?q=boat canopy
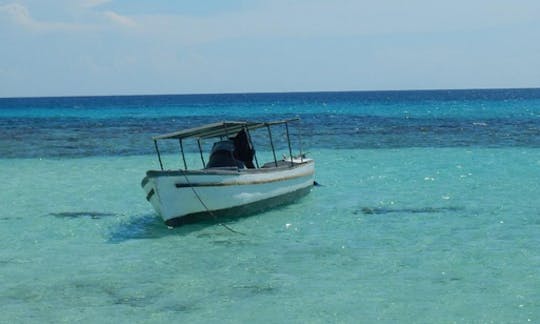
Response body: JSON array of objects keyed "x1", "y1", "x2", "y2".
[
  {"x1": 151, "y1": 118, "x2": 302, "y2": 171},
  {"x1": 153, "y1": 118, "x2": 299, "y2": 141}
]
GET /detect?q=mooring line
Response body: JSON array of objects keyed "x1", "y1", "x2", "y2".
[{"x1": 181, "y1": 170, "x2": 245, "y2": 235}]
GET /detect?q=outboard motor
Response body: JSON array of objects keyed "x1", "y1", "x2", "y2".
[{"x1": 206, "y1": 140, "x2": 244, "y2": 168}]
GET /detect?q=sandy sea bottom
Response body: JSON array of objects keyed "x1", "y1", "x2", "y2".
[{"x1": 1, "y1": 148, "x2": 539, "y2": 323}]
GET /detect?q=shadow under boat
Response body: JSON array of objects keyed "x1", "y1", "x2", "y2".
[
  {"x1": 106, "y1": 213, "x2": 244, "y2": 243},
  {"x1": 108, "y1": 187, "x2": 315, "y2": 243},
  {"x1": 107, "y1": 214, "x2": 185, "y2": 243}
]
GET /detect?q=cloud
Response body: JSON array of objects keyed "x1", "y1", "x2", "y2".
[
  {"x1": 0, "y1": 3, "x2": 35, "y2": 27},
  {"x1": 0, "y1": 2, "x2": 88, "y2": 32},
  {"x1": 81, "y1": 0, "x2": 112, "y2": 8},
  {"x1": 0, "y1": 2, "x2": 136, "y2": 32},
  {"x1": 131, "y1": 0, "x2": 540, "y2": 45},
  {"x1": 103, "y1": 10, "x2": 136, "y2": 28}
]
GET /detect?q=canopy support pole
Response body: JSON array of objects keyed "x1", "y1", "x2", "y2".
[
  {"x1": 245, "y1": 127, "x2": 259, "y2": 168},
  {"x1": 179, "y1": 139, "x2": 187, "y2": 170},
  {"x1": 266, "y1": 124, "x2": 278, "y2": 167},
  {"x1": 285, "y1": 122, "x2": 294, "y2": 166},
  {"x1": 197, "y1": 139, "x2": 205, "y2": 167},
  {"x1": 296, "y1": 119, "x2": 304, "y2": 162},
  {"x1": 154, "y1": 140, "x2": 164, "y2": 170}
]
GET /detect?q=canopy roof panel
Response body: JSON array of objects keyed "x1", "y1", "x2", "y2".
[{"x1": 153, "y1": 118, "x2": 299, "y2": 141}]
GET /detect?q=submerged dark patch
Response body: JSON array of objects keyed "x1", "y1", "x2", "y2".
[
  {"x1": 0, "y1": 217, "x2": 22, "y2": 221},
  {"x1": 112, "y1": 296, "x2": 150, "y2": 308},
  {"x1": 233, "y1": 284, "x2": 277, "y2": 296},
  {"x1": 210, "y1": 239, "x2": 252, "y2": 246},
  {"x1": 360, "y1": 206, "x2": 464, "y2": 215},
  {"x1": 49, "y1": 211, "x2": 117, "y2": 219}
]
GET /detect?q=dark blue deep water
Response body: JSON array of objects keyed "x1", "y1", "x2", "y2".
[{"x1": 2, "y1": 88, "x2": 540, "y2": 158}]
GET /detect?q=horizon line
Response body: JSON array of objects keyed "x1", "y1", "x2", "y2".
[{"x1": 1, "y1": 86, "x2": 540, "y2": 100}]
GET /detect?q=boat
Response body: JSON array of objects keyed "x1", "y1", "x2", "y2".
[{"x1": 141, "y1": 118, "x2": 315, "y2": 227}]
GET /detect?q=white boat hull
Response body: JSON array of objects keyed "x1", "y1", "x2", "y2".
[{"x1": 142, "y1": 160, "x2": 315, "y2": 226}]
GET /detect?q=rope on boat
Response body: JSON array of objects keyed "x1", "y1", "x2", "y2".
[{"x1": 180, "y1": 171, "x2": 245, "y2": 235}]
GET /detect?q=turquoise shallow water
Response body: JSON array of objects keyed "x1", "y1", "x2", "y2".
[
  {"x1": 2, "y1": 89, "x2": 540, "y2": 322},
  {"x1": 1, "y1": 147, "x2": 539, "y2": 322}
]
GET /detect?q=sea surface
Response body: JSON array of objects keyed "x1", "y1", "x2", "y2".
[{"x1": 1, "y1": 89, "x2": 540, "y2": 323}]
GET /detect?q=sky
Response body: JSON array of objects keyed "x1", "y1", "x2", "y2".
[{"x1": 1, "y1": 0, "x2": 539, "y2": 97}]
